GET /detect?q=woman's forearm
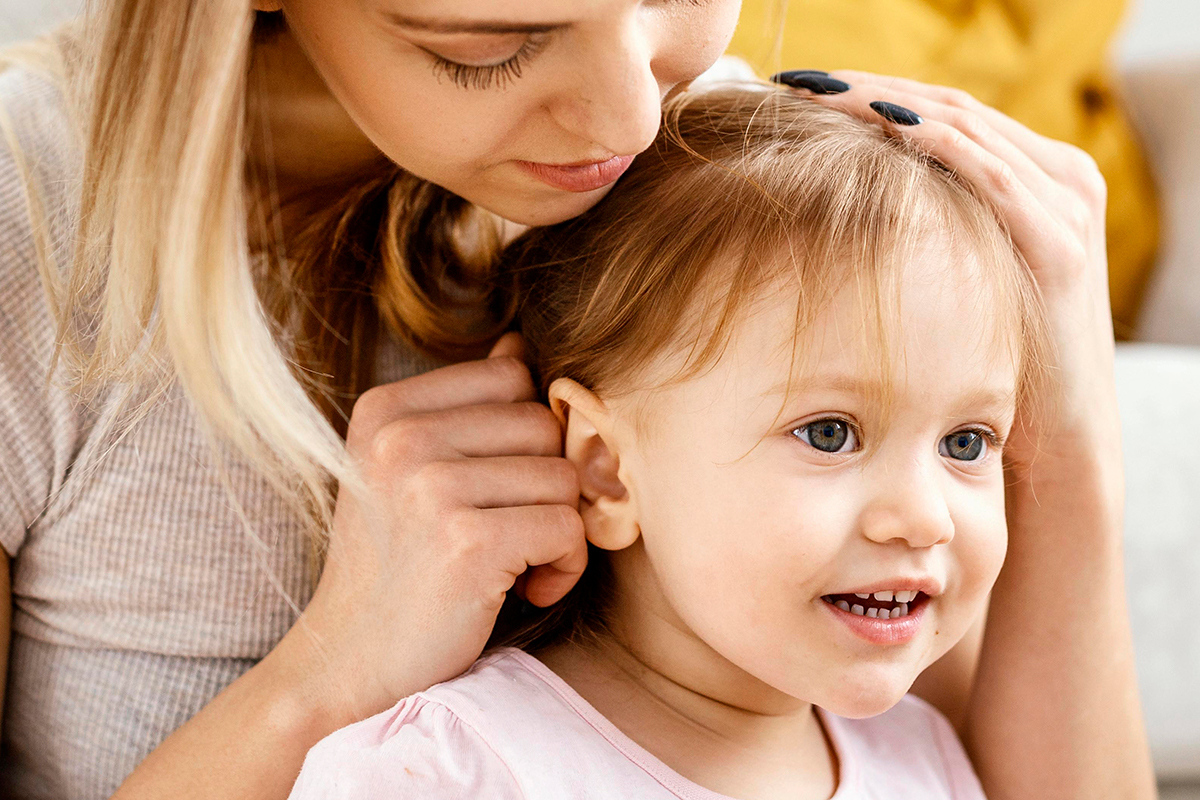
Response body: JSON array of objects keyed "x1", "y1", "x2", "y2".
[
  {"x1": 109, "y1": 626, "x2": 363, "y2": 800},
  {"x1": 965, "y1": 444, "x2": 1155, "y2": 800}
]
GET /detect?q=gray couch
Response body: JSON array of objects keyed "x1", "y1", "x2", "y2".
[{"x1": 1112, "y1": 2, "x2": 1200, "y2": 795}]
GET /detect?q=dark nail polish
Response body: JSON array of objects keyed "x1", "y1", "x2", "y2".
[
  {"x1": 770, "y1": 69, "x2": 829, "y2": 83},
  {"x1": 869, "y1": 100, "x2": 923, "y2": 126},
  {"x1": 770, "y1": 72, "x2": 851, "y2": 95}
]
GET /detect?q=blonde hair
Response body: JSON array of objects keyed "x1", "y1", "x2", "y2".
[
  {"x1": 1, "y1": 6, "x2": 511, "y2": 578},
  {"x1": 489, "y1": 84, "x2": 1054, "y2": 651}
]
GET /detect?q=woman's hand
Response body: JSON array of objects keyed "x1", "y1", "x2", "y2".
[
  {"x1": 773, "y1": 70, "x2": 1155, "y2": 799},
  {"x1": 287, "y1": 332, "x2": 587, "y2": 727}
]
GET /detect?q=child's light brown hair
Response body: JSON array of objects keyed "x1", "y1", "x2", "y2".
[{"x1": 488, "y1": 83, "x2": 1053, "y2": 651}]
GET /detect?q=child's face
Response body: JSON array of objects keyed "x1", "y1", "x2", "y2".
[{"x1": 564, "y1": 241, "x2": 1017, "y2": 718}]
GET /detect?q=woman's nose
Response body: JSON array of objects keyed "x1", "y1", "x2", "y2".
[
  {"x1": 858, "y1": 461, "x2": 956, "y2": 549},
  {"x1": 549, "y1": 20, "x2": 664, "y2": 159}
]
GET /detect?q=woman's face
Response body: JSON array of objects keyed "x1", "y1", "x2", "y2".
[{"x1": 275, "y1": 0, "x2": 742, "y2": 225}]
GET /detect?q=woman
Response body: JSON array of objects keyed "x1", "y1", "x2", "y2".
[{"x1": 0, "y1": 0, "x2": 1153, "y2": 798}]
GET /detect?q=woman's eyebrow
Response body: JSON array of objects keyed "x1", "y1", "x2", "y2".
[{"x1": 383, "y1": 13, "x2": 567, "y2": 35}]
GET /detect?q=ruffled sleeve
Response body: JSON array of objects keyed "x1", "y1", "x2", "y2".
[{"x1": 288, "y1": 694, "x2": 524, "y2": 800}]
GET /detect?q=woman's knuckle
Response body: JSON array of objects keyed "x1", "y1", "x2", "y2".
[
  {"x1": 349, "y1": 385, "x2": 380, "y2": 419},
  {"x1": 1055, "y1": 239, "x2": 1089, "y2": 277},
  {"x1": 942, "y1": 86, "x2": 978, "y2": 110},
  {"x1": 368, "y1": 418, "x2": 423, "y2": 466},
  {"x1": 950, "y1": 109, "x2": 988, "y2": 142},
  {"x1": 985, "y1": 161, "x2": 1019, "y2": 196},
  {"x1": 1061, "y1": 145, "x2": 1106, "y2": 199},
  {"x1": 1059, "y1": 197, "x2": 1094, "y2": 235},
  {"x1": 942, "y1": 127, "x2": 972, "y2": 157},
  {"x1": 440, "y1": 511, "x2": 484, "y2": 559},
  {"x1": 414, "y1": 460, "x2": 458, "y2": 498}
]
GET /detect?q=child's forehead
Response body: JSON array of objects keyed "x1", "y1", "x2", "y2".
[{"x1": 721, "y1": 243, "x2": 1023, "y2": 405}]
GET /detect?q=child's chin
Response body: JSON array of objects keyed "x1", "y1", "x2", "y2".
[{"x1": 817, "y1": 679, "x2": 914, "y2": 720}]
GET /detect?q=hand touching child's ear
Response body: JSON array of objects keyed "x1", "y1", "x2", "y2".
[{"x1": 549, "y1": 378, "x2": 641, "y2": 553}]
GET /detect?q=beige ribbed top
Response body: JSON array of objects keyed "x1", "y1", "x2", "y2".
[{"x1": 0, "y1": 66, "x2": 442, "y2": 799}]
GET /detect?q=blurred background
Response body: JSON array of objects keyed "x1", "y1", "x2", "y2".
[{"x1": 3, "y1": 0, "x2": 1198, "y2": 795}]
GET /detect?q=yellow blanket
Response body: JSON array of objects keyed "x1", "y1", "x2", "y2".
[{"x1": 730, "y1": 0, "x2": 1158, "y2": 336}]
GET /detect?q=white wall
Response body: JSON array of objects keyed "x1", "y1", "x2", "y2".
[
  {"x1": 0, "y1": 0, "x2": 81, "y2": 46},
  {"x1": 1118, "y1": 0, "x2": 1200, "y2": 68}
]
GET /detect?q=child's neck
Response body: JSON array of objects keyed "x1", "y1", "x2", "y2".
[{"x1": 536, "y1": 620, "x2": 839, "y2": 800}]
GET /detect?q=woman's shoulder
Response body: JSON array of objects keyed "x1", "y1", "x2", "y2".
[
  {"x1": 0, "y1": 61, "x2": 81, "y2": 276},
  {"x1": 0, "y1": 60, "x2": 80, "y2": 169},
  {"x1": 0, "y1": 62, "x2": 83, "y2": 557},
  {"x1": 822, "y1": 694, "x2": 988, "y2": 799}
]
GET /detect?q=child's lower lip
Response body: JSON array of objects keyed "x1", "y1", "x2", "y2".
[
  {"x1": 515, "y1": 155, "x2": 635, "y2": 193},
  {"x1": 821, "y1": 595, "x2": 928, "y2": 645}
]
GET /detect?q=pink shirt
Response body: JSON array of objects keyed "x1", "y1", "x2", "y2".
[{"x1": 289, "y1": 648, "x2": 987, "y2": 799}]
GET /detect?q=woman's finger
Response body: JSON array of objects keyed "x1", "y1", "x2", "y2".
[
  {"x1": 827, "y1": 70, "x2": 1103, "y2": 191},
  {"x1": 369, "y1": 401, "x2": 565, "y2": 465},
  {"x1": 806, "y1": 83, "x2": 1061, "y2": 208},
  {"x1": 412, "y1": 456, "x2": 580, "y2": 510},
  {"x1": 349, "y1": 354, "x2": 538, "y2": 445},
  {"x1": 472, "y1": 504, "x2": 589, "y2": 607},
  {"x1": 886, "y1": 118, "x2": 1084, "y2": 288}
]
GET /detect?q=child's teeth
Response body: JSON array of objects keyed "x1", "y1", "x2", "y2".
[
  {"x1": 873, "y1": 590, "x2": 894, "y2": 602},
  {"x1": 866, "y1": 607, "x2": 879, "y2": 618},
  {"x1": 835, "y1": 599, "x2": 851, "y2": 612},
  {"x1": 854, "y1": 593, "x2": 870, "y2": 599},
  {"x1": 851, "y1": 604, "x2": 865, "y2": 615},
  {"x1": 899, "y1": 603, "x2": 909, "y2": 616},
  {"x1": 895, "y1": 590, "x2": 916, "y2": 603}
]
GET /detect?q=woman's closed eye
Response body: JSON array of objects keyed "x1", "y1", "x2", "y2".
[
  {"x1": 422, "y1": 34, "x2": 550, "y2": 90},
  {"x1": 792, "y1": 418, "x2": 859, "y2": 454}
]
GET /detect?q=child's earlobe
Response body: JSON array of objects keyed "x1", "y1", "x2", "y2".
[{"x1": 547, "y1": 379, "x2": 641, "y2": 552}]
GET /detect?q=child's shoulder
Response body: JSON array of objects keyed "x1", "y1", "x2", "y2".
[
  {"x1": 821, "y1": 694, "x2": 987, "y2": 799},
  {"x1": 288, "y1": 648, "x2": 677, "y2": 800}
]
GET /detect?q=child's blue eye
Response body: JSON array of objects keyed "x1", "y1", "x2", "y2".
[
  {"x1": 794, "y1": 419, "x2": 858, "y2": 453},
  {"x1": 939, "y1": 430, "x2": 987, "y2": 461}
]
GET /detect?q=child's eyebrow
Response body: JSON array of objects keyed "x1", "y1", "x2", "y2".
[
  {"x1": 760, "y1": 374, "x2": 882, "y2": 399},
  {"x1": 761, "y1": 374, "x2": 1018, "y2": 415}
]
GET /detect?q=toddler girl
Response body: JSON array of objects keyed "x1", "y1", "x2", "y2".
[{"x1": 288, "y1": 84, "x2": 1052, "y2": 799}]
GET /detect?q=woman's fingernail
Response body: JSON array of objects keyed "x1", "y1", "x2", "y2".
[
  {"x1": 869, "y1": 100, "x2": 923, "y2": 125},
  {"x1": 770, "y1": 69, "x2": 829, "y2": 82},
  {"x1": 770, "y1": 71, "x2": 850, "y2": 95}
]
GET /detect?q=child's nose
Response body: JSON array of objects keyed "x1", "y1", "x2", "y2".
[{"x1": 858, "y1": 462, "x2": 955, "y2": 549}]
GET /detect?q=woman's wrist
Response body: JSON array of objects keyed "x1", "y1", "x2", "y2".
[
  {"x1": 1006, "y1": 431, "x2": 1125, "y2": 543},
  {"x1": 260, "y1": 616, "x2": 384, "y2": 740}
]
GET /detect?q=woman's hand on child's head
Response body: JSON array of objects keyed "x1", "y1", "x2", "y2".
[
  {"x1": 774, "y1": 70, "x2": 1120, "y2": 482},
  {"x1": 289, "y1": 332, "x2": 587, "y2": 726}
]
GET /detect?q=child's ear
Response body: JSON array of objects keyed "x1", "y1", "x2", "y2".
[{"x1": 548, "y1": 378, "x2": 640, "y2": 552}]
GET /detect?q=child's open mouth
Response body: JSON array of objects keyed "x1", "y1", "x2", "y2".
[{"x1": 820, "y1": 591, "x2": 928, "y2": 620}]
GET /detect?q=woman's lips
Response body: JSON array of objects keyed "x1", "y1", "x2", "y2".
[{"x1": 516, "y1": 155, "x2": 635, "y2": 193}]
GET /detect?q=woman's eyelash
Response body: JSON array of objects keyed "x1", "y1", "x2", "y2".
[{"x1": 429, "y1": 38, "x2": 547, "y2": 91}]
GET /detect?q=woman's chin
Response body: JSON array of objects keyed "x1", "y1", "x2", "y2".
[{"x1": 466, "y1": 183, "x2": 617, "y2": 228}]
